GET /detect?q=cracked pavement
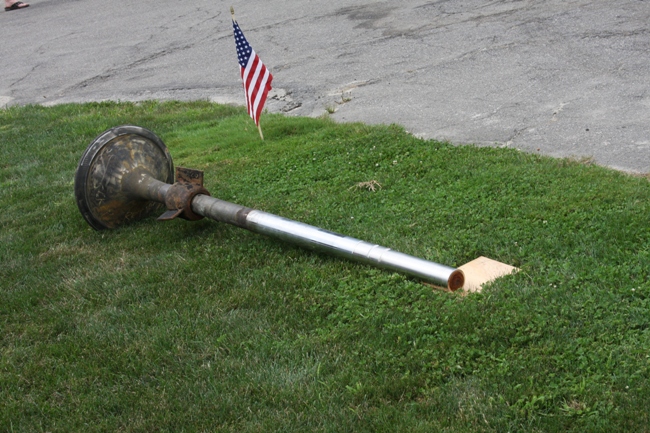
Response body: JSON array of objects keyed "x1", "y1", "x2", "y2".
[{"x1": 1, "y1": 0, "x2": 648, "y2": 173}]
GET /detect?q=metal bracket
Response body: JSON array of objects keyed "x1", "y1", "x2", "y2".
[
  {"x1": 176, "y1": 166, "x2": 204, "y2": 186},
  {"x1": 158, "y1": 167, "x2": 211, "y2": 221}
]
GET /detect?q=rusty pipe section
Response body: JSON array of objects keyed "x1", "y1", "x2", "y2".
[
  {"x1": 123, "y1": 167, "x2": 209, "y2": 222},
  {"x1": 191, "y1": 194, "x2": 464, "y2": 291}
]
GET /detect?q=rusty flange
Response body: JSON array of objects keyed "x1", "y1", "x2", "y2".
[
  {"x1": 158, "y1": 167, "x2": 211, "y2": 221},
  {"x1": 74, "y1": 125, "x2": 174, "y2": 230}
]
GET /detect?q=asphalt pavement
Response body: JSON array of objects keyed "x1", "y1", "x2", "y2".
[{"x1": 1, "y1": 0, "x2": 648, "y2": 173}]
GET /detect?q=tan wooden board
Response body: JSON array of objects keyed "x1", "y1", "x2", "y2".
[{"x1": 457, "y1": 256, "x2": 518, "y2": 293}]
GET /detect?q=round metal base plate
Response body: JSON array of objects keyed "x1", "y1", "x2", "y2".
[{"x1": 74, "y1": 125, "x2": 174, "y2": 230}]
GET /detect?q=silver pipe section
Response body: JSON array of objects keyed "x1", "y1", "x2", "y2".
[{"x1": 191, "y1": 194, "x2": 464, "y2": 290}]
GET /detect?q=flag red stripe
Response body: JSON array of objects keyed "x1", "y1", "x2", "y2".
[
  {"x1": 246, "y1": 57, "x2": 263, "y2": 121},
  {"x1": 248, "y1": 65, "x2": 265, "y2": 122},
  {"x1": 243, "y1": 55, "x2": 261, "y2": 118},
  {"x1": 251, "y1": 68, "x2": 271, "y2": 124},
  {"x1": 242, "y1": 53, "x2": 272, "y2": 125}
]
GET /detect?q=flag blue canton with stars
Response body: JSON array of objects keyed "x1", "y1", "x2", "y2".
[{"x1": 233, "y1": 22, "x2": 253, "y2": 67}]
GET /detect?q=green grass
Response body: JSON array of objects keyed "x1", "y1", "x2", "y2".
[{"x1": 1, "y1": 101, "x2": 649, "y2": 432}]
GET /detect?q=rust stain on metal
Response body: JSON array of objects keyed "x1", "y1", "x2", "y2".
[
  {"x1": 159, "y1": 167, "x2": 210, "y2": 221},
  {"x1": 176, "y1": 166, "x2": 204, "y2": 185}
]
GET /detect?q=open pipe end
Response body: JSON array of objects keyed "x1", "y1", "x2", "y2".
[{"x1": 448, "y1": 269, "x2": 465, "y2": 291}]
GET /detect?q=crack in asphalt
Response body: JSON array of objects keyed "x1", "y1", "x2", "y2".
[{"x1": 62, "y1": 44, "x2": 194, "y2": 93}]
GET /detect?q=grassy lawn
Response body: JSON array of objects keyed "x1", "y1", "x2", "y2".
[{"x1": 1, "y1": 101, "x2": 649, "y2": 432}]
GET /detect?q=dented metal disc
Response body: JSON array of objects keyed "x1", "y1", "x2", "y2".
[{"x1": 74, "y1": 125, "x2": 174, "y2": 230}]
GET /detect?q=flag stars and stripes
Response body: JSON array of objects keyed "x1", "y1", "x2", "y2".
[{"x1": 232, "y1": 19, "x2": 273, "y2": 130}]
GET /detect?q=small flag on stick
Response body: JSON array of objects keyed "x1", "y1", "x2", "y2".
[{"x1": 231, "y1": 7, "x2": 273, "y2": 140}]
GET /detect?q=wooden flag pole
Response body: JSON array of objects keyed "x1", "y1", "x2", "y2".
[{"x1": 257, "y1": 124, "x2": 264, "y2": 140}]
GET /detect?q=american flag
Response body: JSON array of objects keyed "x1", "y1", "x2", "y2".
[{"x1": 232, "y1": 19, "x2": 273, "y2": 127}]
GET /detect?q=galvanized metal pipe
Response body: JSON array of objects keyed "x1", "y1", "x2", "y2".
[{"x1": 191, "y1": 194, "x2": 464, "y2": 290}]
